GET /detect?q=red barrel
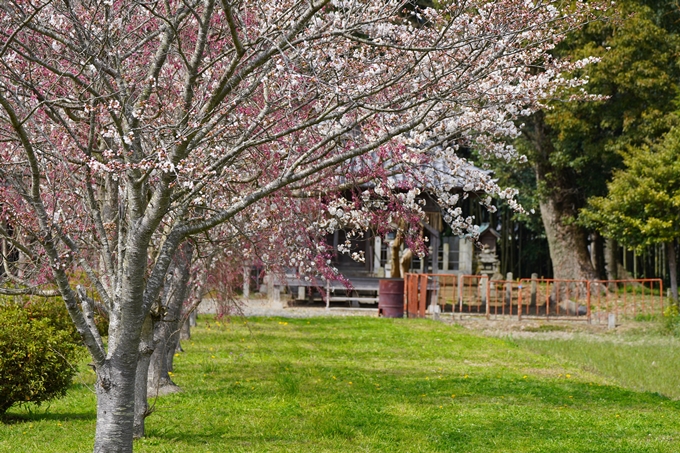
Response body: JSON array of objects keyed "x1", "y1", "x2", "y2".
[{"x1": 378, "y1": 279, "x2": 405, "y2": 318}]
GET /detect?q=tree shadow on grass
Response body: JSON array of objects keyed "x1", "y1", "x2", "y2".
[
  {"x1": 1, "y1": 409, "x2": 96, "y2": 425},
  {"x1": 142, "y1": 360, "x2": 680, "y2": 450}
]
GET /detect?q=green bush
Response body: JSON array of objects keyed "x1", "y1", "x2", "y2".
[
  {"x1": 663, "y1": 303, "x2": 680, "y2": 336},
  {"x1": 22, "y1": 297, "x2": 81, "y2": 342},
  {"x1": 22, "y1": 296, "x2": 109, "y2": 341},
  {"x1": 0, "y1": 304, "x2": 82, "y2": 415}
]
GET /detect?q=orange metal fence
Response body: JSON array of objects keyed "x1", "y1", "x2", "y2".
[
  {"x1": 517, "y1": 278, "x2": 592, "y2": 320},
  {"x1": 590, "y1": 279, "x2": 664, "y2": 323},
  {"x1": 404, "y1": 273, "x2": 664, "y2": 322},
  {"x1": 404, "y1": 273, "x2": 520, "y2": 318}
]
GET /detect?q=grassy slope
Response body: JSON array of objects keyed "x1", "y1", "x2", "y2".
[
  {"x1": 511, "y1": 327, "x2": 680, "y2": 400},
  {"x1": 2, "y1": 316, "x2": 679, "y2": 452}
]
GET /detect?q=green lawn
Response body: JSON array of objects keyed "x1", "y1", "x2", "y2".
[
  {"x1": 2, "y1": 316, "x2": 680, "y2": 452},
  {"x1": 511, "y1": 327, "x2": 680, "y2": 399}
]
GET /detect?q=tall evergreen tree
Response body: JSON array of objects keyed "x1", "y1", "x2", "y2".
[
  {"x1": 583, "y1": 127, "x2": 680, "y2": 299},
  {"x1": 520, "y1": 0, "x2": 680, "y2": 280}
]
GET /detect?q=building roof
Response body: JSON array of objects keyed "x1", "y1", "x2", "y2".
[{"x1": 477, "y1": 222, "x2": 500, "y2": 239}]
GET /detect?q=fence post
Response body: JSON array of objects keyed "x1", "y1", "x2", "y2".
[
  {"x1": 505, "y1": 272, "x2": 513, "y2": 318},
  {"x1": 419, "y1": 275, "x2": 428, "y2": 317},
  {"x1": 325, "y1": 279, "x2": 330, "y2": 310},
  {"x1": 482, "y1": 275, "x2": 489, "y2": 320},
  {"x1": 530, "y1": 273, "x2": 537, "y2": 307},
  {"x1": 586, "y1": 280, "x2": 591, "y2": 323},
  {"x1": 608, "y1": 313, "x2": 616, "y2": 329},
  {"x1": 243, "y1": 266, "x2": 250, "y2": 299}
]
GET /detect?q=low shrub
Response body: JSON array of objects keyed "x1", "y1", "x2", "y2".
[
  {"x1": 22, "y1": 297, "x2": 81, "y2": 342},
  {"x1": 22, "y1": 296, "x2": 109, "y2": 340},
  {"x1": 663, "y1": 303, "x2": 680, "y2": 336},
  {"x1": 0, "y1": 304, "x2": 82, "y2": 415}
]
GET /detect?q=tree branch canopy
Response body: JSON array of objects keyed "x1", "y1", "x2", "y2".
[{"x1": 0, "y1": 0, "x2": 598, "y2": 450}]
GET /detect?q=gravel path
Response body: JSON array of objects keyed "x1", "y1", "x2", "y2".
[
  {"x1": 198, "y1": 298, "x2": 379, "y2": 318},
  {"x1": 199, "y1": 297, "x2": 667, "y2": 342}
]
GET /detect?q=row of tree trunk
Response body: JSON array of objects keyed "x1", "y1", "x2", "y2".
[{"x1": 133, "y1": 242, "x2": 197, "y2": 438}]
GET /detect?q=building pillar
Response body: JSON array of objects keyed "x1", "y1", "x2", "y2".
[{"x1": 458, "y1": 238, "x2": 473, "y2": 274}]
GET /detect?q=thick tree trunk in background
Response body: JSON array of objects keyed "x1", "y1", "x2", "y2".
[
  {"x1": 166, "y1": 334, "x2": 179, "y2": 372},
  {"x1": 180, "y1": 312, "x2": 194, "y2": 341},
  {"x1": 590, "y1": 231, "x2": 606, "y2": 280},
  {"x1": 667, "y1": 241, "x2": 678, "y2": 301},
  {"x1": 526, "y1": 111, "x2": 598, "y2": 282},
  {"x1": 147, "y1": 322, "x2": 182, "y2": 398},
  {"x1": 605, "y1": 238, "x2": 619, "y2": 281},
  {"x1": 539, "y1": 197, "x2": 598, "y2": 281}
]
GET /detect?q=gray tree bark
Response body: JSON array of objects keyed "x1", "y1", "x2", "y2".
[
  {"x1": 526, "y1": 112, "x2": 598, "y2": 282},
  {"x1": 180, "y1": 314, "x2": 192, "y2": 341},
  {"x1": 133, "y1": 315, "x2": 154, "y2": 439},
  {"x1": 539, "y1": 196, "x2": 598, "y2": 281},
  {"x1": 93, "y1": 358, "x2": 137, "y2": 453},
  {"x1": 148, "y1": 242, "x2": 194, "y2": 399}
]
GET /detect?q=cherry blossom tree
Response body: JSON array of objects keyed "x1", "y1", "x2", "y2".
[{"x1": 0, "y1": 0, "x2": 597, "y2": 451}]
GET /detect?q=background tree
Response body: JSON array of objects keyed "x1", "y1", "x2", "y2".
[
  {"x1": 584, "y1": 127, "x2": 680, "y2": 300},
  {"x1": 519, "y1": 0, "x2": 680, "y2": 280},
  {"x1": 0, "y1": 0, "x2": 594, "y2": 451}
]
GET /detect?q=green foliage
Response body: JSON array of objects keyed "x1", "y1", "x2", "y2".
[
  {"x1": 482, "y1": 0, "x2": 680, "y2": 278},
  {"x1": 22, "y1": 296, "x2": 108, "y2": 341},
  {"x1": 508, "y1": 0, "x2": 680, "y2": 255},
  {"x1": 583, "y1": 127, "x2": 680, "y2": 249},
  {"x1": 21, "y1": 298, "x2": 81, "y2": 343},
  {"x1": 545, "y1": 0, "x2": 680, "y2": 178},
  {"x1": 662, "y1": 303, "x2": 680, "y2": 335},
  {"x1": 633, "y1": 313, "x2": 659, "y2": 322},
  {"x1": 0, "y1": 304, "x2": 82, "y2": 415},
  {"x1": 617, "y1": 284, "x2": 661, "y2": 296}
]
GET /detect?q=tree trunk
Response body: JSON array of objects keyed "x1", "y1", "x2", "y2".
[
  {"x1": 147, "y1": 323, "x2": 182, "y2": 398},
  {"x1": 166, "y1": 333, "x2": 179, "y2": 372},
  {"x1": 133, "y1": 314, "x2": 154, "y2": 439},
  {"x1": 605, "y1": 238, "x2": 619, "y2": 281},
  {"x1": 147, "y1": 242, "x2": 193, "y2": 398},
  {"x1": 93, "y1": 357, "x2": 138, "y2": 453},
  {"x1": 389, "y1": 231, "x2": 403, "y2": 278},
  {"x1": 538, "y1": 196, "x2": 598, "y2": 281},
  {"x1": 526, "y1": 111, "x2": 598, "y2": 282},
  {"x1": 590, "y1": 231, "x2": 607, "y2": 280},
  {"x1": 180, "y1": 314, "x2": 192, "y2": 341},
  {"x1": 666, "y1": 240, "x2": 678, "y2": 301}
]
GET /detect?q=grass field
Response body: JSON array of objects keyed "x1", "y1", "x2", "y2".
[
  {"x1": 2, "y1": 316, "x2": 680, "y2": 452},
  {"x1": 510, "y1": 326, "x2": 680, "y2": 400}
]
